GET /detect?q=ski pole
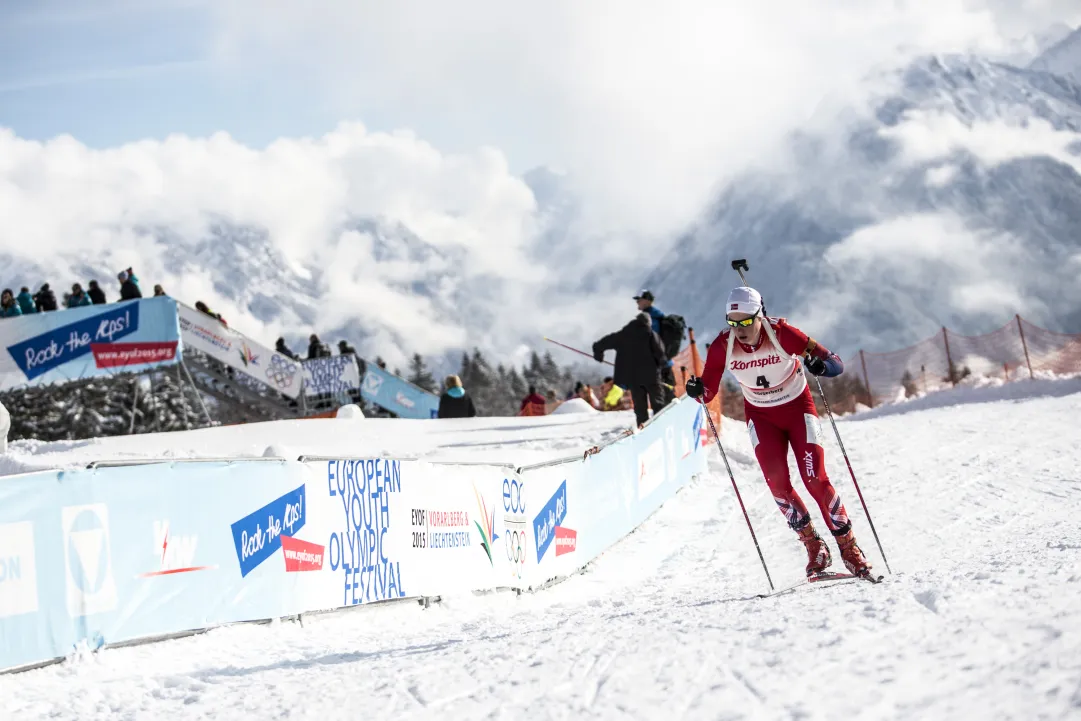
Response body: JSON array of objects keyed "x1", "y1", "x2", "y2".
[
  {"x1": 543, "y1": 337, "x2": 676, "y2": 391},
  {"x1": 542, "y1": 337, "x2": 614, "y2": 366},
  {"x1": 701, "y1": 403, "x2": 774, "y2": 592},
  {"x1": 811, "y1": 376, "x2": 892, "y2": 574}
]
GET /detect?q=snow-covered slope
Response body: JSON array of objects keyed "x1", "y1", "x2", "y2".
[
  {"x1": 2, "y1": 379, "x2": 1079, "y2": 719},
  {"x1": 1030, "y1": 25, "x2": 1081, "y2": 83},
  {"x1": 644, "y1": 53, "x2": 1081, "y2": 356}
]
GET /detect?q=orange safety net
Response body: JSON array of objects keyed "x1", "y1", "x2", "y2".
[{"x1": 844, "y1": 315, "x2": 1081, "y2": 408}]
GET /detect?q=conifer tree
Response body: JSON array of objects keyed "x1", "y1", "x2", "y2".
[{"x1": 407, "y1": 353, "x2": 438, "y2": 393}]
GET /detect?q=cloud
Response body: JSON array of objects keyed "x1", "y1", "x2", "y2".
[
  {"x1": 0, "y1": 124, "x2": 589, "y2": 367},
  {"x1": 208, "y1": 0, "x2": 1062, "y2": 240},
  {"x1": 821, "y1": 213, "x2": 1034, "y2": 341},
  {"x1": 882, "y1": 111, "x2": 1081, "y2": 172}
]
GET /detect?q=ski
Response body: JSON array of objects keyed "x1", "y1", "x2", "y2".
[{"x1": 757, "y1": 571, "x2": 884, "y2": 598}]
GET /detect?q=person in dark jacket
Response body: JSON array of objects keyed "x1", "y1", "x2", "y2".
[
  {"x1": 153, "y1": 284, "x2": 166, "y2": 297},
  {"x1": 87, "y1": 280, "x2": 107, "y2": 304},
  {"x1": 34, "y1": 283, "x2": 58, "y2": 312},
  {"x1": 118, "y1": 268, "x2": 142, "y2": 300},
  {"x1": 276, "y1": 337, "x2": 300, "y2": 361},
  {"x1": 0, "y1": 289, "x2": 22, "y2": 318},
  {"x1": 593, "y1": 312, "x2": 669, "y2": 427},
  {"x1": 438, "y1": 375, "x2": 478, "y2": 418},
  {"x1": 16, "y1": 287, "x2": 37, "y2": 315},
  {"x1": 307, "y1": 334, "x2": 330, "y2": 359},
  {"x1": 65, "y1": 283, "x2": 92, "y2": 308}
]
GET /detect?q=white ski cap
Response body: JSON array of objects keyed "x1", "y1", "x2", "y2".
[{"x1": 726, "y1": 286, "x2": 762, "y2": 317}]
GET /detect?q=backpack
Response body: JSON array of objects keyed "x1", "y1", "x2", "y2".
[{"x1": 658, "y1": 314, "x2": 686, "y2": 359}]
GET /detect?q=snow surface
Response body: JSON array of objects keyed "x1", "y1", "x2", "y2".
[
  {"x1": 0, "y1": 410, "x2": 635, "y2": 476},
  {"x1": 550, "y1": 397, "x2": 599, "y2": 415},
  {"x1": 2, "y1": 382, "x2": 1081, "y2": 720}
]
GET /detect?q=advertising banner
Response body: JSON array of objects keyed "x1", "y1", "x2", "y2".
[
  {"x1": 521, "y1": 397, "x2": 708, "y2": 585},
  {"x1": 0, "y1": 297, "x2": 181, "y2": 391},
  {"x1": 302, "y1": 355, "x2": 361, "y2": 398},
  {"x1": 359, "y1": 364, "x2": 440, "y2": 419},
  {"x1": 0, "y1": 461, "x2": 326, "y2": 672},
  {"x1": 0, "y1": 398, "x2": 706, "y2": 673},
  {"x1": 177, "y1": 303, "x2": 303, "y2": 399}
]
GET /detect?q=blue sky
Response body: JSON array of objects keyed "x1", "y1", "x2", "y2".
[{"x1": 0, "y1": 0, "x2": 383, "y2": 149}]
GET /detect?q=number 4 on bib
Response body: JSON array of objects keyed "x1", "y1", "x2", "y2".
[{"x1": 756, "y1": 375, "x2": 770, "y2": 389}]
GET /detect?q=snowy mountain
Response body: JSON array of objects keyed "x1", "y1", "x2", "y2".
[
  {"x1": 1029, "y1": 25, "x2": 1081, "y2": 83},
  {"x1": 643, "y1": 53, "x2": 1081, "y2": 357}
]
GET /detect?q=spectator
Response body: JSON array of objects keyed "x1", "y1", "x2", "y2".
[
  {"x1": 635, "y1": 288, "x2": 676, "y2": 400},
  {"x1": 153, "y1": 284, "x2": 166, "y2": 297},
  {"x1": 575, "y1": 381, "x2": 601, "y2": 409},
  {"x1": 338, "y1": 340, "x2": 356, "y2": 356},
  {"x1": 118, "y1": 268, "x2": 142, "y2": 301},
  {"x1": 598, "y1": 377, "x2": 624, "y2": 410},
  {"x1": 593, "y1": 312, "x2": 668, "y2": 427},
  {"x1": 437, "y1": 375, "x2": 478, "y2": 418},
  {"x1": 307, "y1": 334, "x2": 330, "y2": 359},
  {"x1": 87, "y1": 280, "x2": 106, "y2": 305},
  {"x1": 520, "y1": 385, "x2": 546, "y2": 415},
  {"x1": 65, "y1": 283, "x2": 92, "y2": 308},
  {"x1": 33, "y1": 283, "x2": 57, "y2": 312},
  {"x1": 276, "y1": 337, "x2": 300, "y2": 361},
  {"x1": 545, "y1": 389, "x2": 560, "y2": 412},
  {"x1": 195, "y1": 301, "x2": 227, "y2": 326},
  {"x1": 0, "y1": 289, "x2": 22, "y2": 318},
  {"x1": 16, "y1": 287, "x2": 36, "y2": 315},
  {"x1": 633, "y1": 289, "x2": 666, "y2": 335}
]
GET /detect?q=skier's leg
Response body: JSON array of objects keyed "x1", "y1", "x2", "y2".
[
  {"x1": 749, "y1": 412, "x2": 831, "y2": 576},
  {"x1": 790, "y1": 406, "x2": 872, "y2": 575},
  {"x1": 748, "y1": 414, "x2": 808, "y2": 529}
]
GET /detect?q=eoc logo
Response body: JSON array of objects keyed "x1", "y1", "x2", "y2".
[
  {"x1": 533, "y1": 481, "x2": 575, "y2": 563},
  {"x1": 8, "y1": 304, "x2": 140, "y2": 380},
  {"x1": 230, "y1": 485, "x2": 307, "y2": 577}
]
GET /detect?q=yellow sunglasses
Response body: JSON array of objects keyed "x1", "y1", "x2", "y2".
[{"x1": 726, "y1": 315, "x2": 757, "y2": 328}]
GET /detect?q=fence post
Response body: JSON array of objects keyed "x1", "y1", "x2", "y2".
[
  {"x1": 942, "y1": 327, "x2": 956, "y2": 386},
  {"x1": 858, "y1": 350, "x2": 873, "y2": 408},
  {"x1": 1016, "y1": 314, "x2": 1034, "y2": 380}
]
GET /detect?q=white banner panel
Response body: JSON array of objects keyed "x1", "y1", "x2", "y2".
[{"x1": 177, "y1": 304, "x2": 303, "y2": 398}]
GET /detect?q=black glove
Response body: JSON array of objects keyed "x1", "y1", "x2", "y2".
[
  {"x1": 593, "y1": 348, "x2": 604, "y2": 363},
  {"x1": 685, "y1": 376, "x2": 704, "y2": 399},
  {"x1": 803, "y1": 355, "x2": 827, "y2": 376}
]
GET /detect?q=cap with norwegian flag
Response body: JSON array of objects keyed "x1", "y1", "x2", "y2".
[{"x1": 726, "y1": 286, "x2": 762, "y2": 316}]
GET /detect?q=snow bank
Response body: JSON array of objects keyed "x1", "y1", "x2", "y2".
[
  {"x1": 846, "y1": 375, "x2": 1081, "y2": 422},
  {"x1": 550, "y1": 398, "x2": 599, "y2": 415}
]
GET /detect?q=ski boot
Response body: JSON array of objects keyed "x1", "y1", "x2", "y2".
[
  {"x1": 796, "y1": 523, "x2": 832, "y2": 577},
  {"x1": 835, "y1": 528, "x2": 873, "y2": 577}
]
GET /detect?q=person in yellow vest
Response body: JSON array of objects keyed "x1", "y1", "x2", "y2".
[{"x1": 598, "y1": 377, "x2": 624, "y2": 411}]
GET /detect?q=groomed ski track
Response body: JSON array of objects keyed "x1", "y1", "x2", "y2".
[{"x1": 4, "y1": 379, "x2": 1081, "y2": 720}]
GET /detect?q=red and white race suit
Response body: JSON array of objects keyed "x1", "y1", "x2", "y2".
[{"x1": 700, "y1": 318, "x2": 852, "y2": 535}]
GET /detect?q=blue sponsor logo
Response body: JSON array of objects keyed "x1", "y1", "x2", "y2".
[
  {"x1": 7, "y1": 303, "x2": 140, "y2": 380},
  {"x1": 231, "y1": 485, "x2": 306, "y2": 577},
  {"x1": 532, "y1": 480, "x2": 567, "y2": 563},
  {"x1": 692, "y1": 405, "x2": 703, "y2": 450}
]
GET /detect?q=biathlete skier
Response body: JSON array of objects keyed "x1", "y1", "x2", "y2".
[{"x1": 685, "y1": 286, "x2": 872, "y2": 578}]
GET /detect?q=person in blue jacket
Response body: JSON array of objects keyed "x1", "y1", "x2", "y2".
[
  {"x1": 0, "y1": 289, "x2": 23, "y2": 318},
  {"x1": 16, "y1": 287, "x2": 37, "y2": 315},
  {"x1": 65, "y1": 283, "x2": 92, "y2": 308}
]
